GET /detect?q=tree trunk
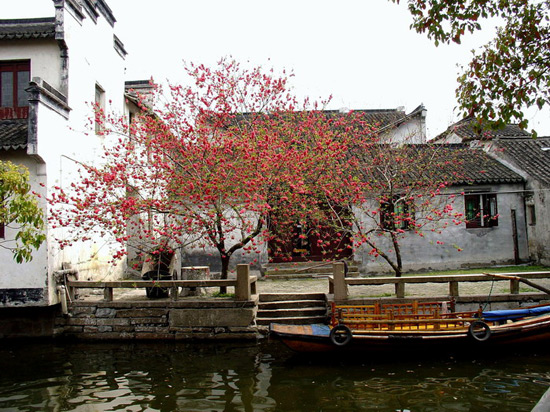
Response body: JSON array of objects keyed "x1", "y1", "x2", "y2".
[
  {"x1": 390, "y1": 232, "x2": 403, "y2": 296},
  {"x1": 220, "y1": 254, "x2": 230, "y2": 294},
  {"x1": 364, "y1": 235, "x2": 402, "y2": 279},
  {"x1": 391, "y1": 231, "x2": 403, "y2": 278}
]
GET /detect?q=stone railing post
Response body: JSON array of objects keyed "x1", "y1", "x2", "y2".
[
  {"x1": 395, "y1": 281, "x2": 405, "y2": 299},
  {"x1": 510, "y1": 278, "x2": 520, "y2": 294},
  {"x1": 235, "y1": 264, "x2": 251, "y2": 301},
  {"x1": 333, "y1": 262, "x2": 348, "y2": 301},
  {"x1": 449, "y1": 281, "x2": 459, "y2": 298}
]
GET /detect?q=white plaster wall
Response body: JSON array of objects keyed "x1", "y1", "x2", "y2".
[
  {"x1": 0, "y1": 152, "x2": 48, "y2": 290},
  {"x1": 0, "y1": 40, "x2": 63, "y2": 91},
  {"x1": 528, "y1": 181, "x2": 550, "y2": 266},
  {"x1": 436, "y1": 132, "x2": 462, "y2": 144},
  {"x1": 34, "y1": 97, "x2": 124, "y2": 281},
  {"x1": 380, "y1": 117, "x2": 426, "y2": 144},
  {"x1": 0, "y1": 1, "x2": 129, "y2": 307},
  {"x1": 63, "y1": 7, "x2": 127, "y2": 126},
  {"x1": 537, "y1": 188, "x2": 550, "y2": 266},
  {"x1": 355, "y1": 183, "x2": 529, "y2": 274},
  {"x1": 36, "y1": 4, "x2": 128, "y2": 281}
]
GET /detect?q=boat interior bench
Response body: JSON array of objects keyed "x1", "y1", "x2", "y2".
[{"x1": 330, "y1": 301, "x2": 480, "y2": 331}]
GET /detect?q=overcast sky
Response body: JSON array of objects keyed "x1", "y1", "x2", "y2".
[{"x1": 7, "y1": 0, "x2": 550, "y2": 138}]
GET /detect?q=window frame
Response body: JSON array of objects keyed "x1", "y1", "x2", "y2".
[
  {"x1": 380, "y1": 196, "x2": 414, "y2": 231},
  {"x1": 94, "y1": 83, "x2": 105, "y2": 134},
  {"x1": 464, "y1": 192, "x2": 498, "y2": 229},
  {"x1": 0, "y1": 60, "x2": 30, "y2": 119}
]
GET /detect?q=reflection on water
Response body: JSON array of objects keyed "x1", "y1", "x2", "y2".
[{"x1": 0, "y1": 339, "x2": 549, "y2": 411}]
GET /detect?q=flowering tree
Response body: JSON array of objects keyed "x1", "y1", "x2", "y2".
[
  {"x1": 0, "y1": 160, "x2": 45, "y2": 263},
  {"x1": 322, "y1": 137, "x2": 470, "y2": 277},
  {"x1": 48, "y1": 58, "x2": 479, "y2": 280},
  {"x1": 48, "y1": 59, "x2": 356, "y2": 281}
]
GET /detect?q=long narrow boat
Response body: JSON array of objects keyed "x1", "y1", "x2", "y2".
[{"x1": 269, "y1": 301, "x2": 550, "y2": 353}]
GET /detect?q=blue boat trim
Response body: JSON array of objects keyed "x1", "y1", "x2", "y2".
[
  {"x1": 482, "y1": 305, "x2": 550, "y2": 322},
  {"x1": 311, "y1": 324, "x2": 331, "y2": 336}
]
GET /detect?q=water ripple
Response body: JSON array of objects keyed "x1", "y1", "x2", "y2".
[{"x1": 0, "y1": 342, "x2": 549, "y2": 411}]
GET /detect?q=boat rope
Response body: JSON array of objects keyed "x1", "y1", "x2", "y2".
[{"x1": 482, "y1": 278, "x2": 496, "y2": 312}]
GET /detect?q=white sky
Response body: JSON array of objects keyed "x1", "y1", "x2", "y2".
[{"x1": 5, "y1": 0, "x2": 550, "y2": 138}]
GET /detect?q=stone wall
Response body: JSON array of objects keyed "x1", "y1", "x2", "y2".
[
  {"x1": 55, "y1": 298, "x2": 260, "y2": 340},
  {"x1": 0, "y1": 305, "x2": 58, "y2": 338}
]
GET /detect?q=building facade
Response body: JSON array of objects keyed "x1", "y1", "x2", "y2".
[
  {"x1": 487, "y1": 137, "x2": 550, "y2": 266},
  {"x1": 0, "y1": 0, "x2": 130, "y2": 309}
]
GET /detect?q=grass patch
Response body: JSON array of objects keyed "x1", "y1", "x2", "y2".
[
  {"x1": 211, "y1": 291, "x2": 235, "y2": 298},
  {"x1": 355, "y1": 292, "x2": 394, "y2": 298}
]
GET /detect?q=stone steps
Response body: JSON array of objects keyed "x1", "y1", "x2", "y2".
[
  {"x1": 256, "y1": 293, "x2": 328, "y2": 326},
  {"x1": 259, "y1": 292, "x2": 327, "y2": 302},
  {"x1": 259, "y1": 299, "x2": 326, "y2": 309}
]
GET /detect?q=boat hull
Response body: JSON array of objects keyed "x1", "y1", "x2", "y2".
[{"x1": 270, "y1": 315, "x2": 550, "y2": 353}]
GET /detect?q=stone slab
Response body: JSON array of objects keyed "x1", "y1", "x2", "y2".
[
  {"x1": 170, "y1": 308, "x2": 255, "y2": 328},
  {"x1": 116, "y1": 308, "x2": 169, "y2": 318}
]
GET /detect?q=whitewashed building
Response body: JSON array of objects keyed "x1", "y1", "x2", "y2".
[
  {"x1": 0, "y1": 0, "x2": 131, "y2": 312},
  {"x1": 353, "y1": 145, "x2": 529, "y2": 275},
  {"x1": 436, "y1": 118, "x2": 550, "y2": 267}
]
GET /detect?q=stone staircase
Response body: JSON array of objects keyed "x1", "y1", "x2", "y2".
[
  {"x1": 262, "y1": 260, "x2": 359, "y2": 280},
  {"x1": 256, "y1": 293, "x2": 328, "y2": 326}
]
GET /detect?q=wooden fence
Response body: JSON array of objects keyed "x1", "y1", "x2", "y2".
[
  {"x1": 328, "y1": 261, "x2": 550, "y2": 301},
  {"x1": 64, "y1": 264, "x2": 257, "y2": 302}
]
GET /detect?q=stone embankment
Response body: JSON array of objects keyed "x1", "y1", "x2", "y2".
[
  {"x1": 53, "y1": 270, "x2": 550, "y2": 341},
  {"x1": 57, "y1": 298, "x2": 259, "y2": 341}
]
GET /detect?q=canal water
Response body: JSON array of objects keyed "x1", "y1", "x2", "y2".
[{"x1": 1, "y1": 339, "x2": 549, "y2": 411}]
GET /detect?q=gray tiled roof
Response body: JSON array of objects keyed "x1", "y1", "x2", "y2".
[
  {"x1": 355, "y1": 144, "x2": 523, "y2": 187},
  {"x1": 229, "y1": 106, "x2": 425, "y2": 136},
  {"x1": 0, "y1": 119, "x2": 28, "y2": 150},
  {"x1": 324, "y1": 105, "x2": 425, "y2": 131},
  {"x1": 496, "y1": 137, "x2": 550, "y2": 186},
  {"x1": 436, "y1": 118, "x2": 531, "y2": 142},
  {"x1": 411, "y1": 144, "x2": 524, "y2": 185},
  {"x1": 0, "y1": 18, "x2": 56, "y2": 40},
  {"x1": 450, "y1": 145, "x2": 524, "y2": 185}
]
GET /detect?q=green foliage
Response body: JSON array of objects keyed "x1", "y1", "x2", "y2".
[
  {"x1": 406, "y1": 265, "x2": 547, "y2": 277},
  {"x1": 394, "y1": 0, "x2": 550, "y2": 133},
  {"x1": 211, "y1": 291, "x2": 235, "y2": 298},
  {"x1": 0, "y1": 160, "x2": 46, "y2": 263}
]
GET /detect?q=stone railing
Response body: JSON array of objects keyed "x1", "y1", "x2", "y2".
[
  {"x1": 328, "y1": 262, "x2": 550, "y2": 301},
  {"x1": 66, "y1": 264, "x2": 257, "y2": 302}
]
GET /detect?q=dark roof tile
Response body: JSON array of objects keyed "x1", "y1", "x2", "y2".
[
  {"x1": 417, "y1": 144, "x2": 524, "y2": 185},
  {"x1": 0, "y1": 119, "x2": 28, "y2": 150},
  {"x1": 455, "y1": 147, "x2": 524, "y2": 185},
  {"x1": 496, "y1": 137, "x2": 550, "y2": 186},
  {"x1": 324, "y1": 105, "x2": 424, "y2": 132},
  {"x1": 0, "y1": 18, "x2": 56, "y2": 40},
  {"x1": 436, "y1": 118, "x2": 531, "y2": 142}
]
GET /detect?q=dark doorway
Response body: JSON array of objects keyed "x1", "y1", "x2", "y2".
[{"x1": 267, "y1": 208, "x2": 353, "y2": 263}]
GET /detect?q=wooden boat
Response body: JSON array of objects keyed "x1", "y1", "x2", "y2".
[{"x1": 269, "y1": 301, "x2": 550, "y2": 353}]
